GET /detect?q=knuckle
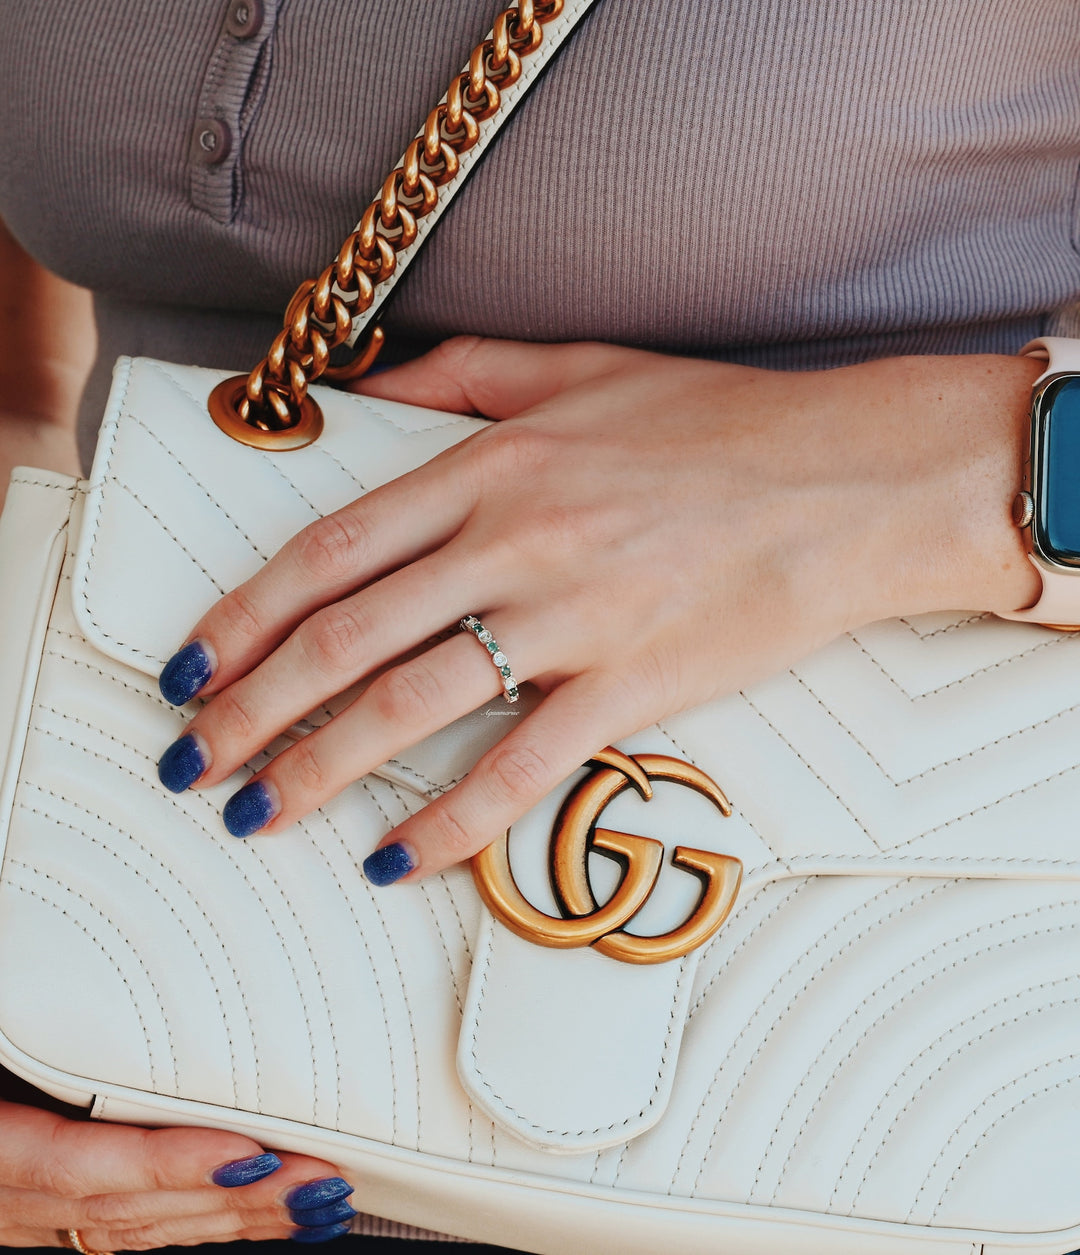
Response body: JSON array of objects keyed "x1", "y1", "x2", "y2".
[
  {"x1": 430, "y1": 334, "x2": 485, "y2": 379},
  {"x1": 475, "y1": 421, "x2": 555, "y2": 480},
  {"x1": 370, "y1": 660, "x2": 442, "y2": 729},
  {"x1": 82, "y1": 1193, "x2": 143, "y2": 1227},
  {"x1": 300, "y1": 605, "x2": 367, "y2": 677},
  {"x1": 31, "y1": 1129, "x2": 90, "y2": 1198},
  {"x1": 285, "y1": 737, "x2": 330, "y2": 796},
  {"x1": 108, "y1": 1222, "x2": 178, "y2": 1251},
  {"x1": 485, "y1": 742, "x2": 552, "y2": 806},
  {"x1": 428, "y1": 804, "x2": 477, "y2": 859},
  {"x1": 216, "y1": 586, "x2": 262, "y2": 645},
  {"x1": 294, "y1": 511, "x2": 371, "y2": 585},
  {"x1": 32, "y1": 1155, "x2": 85, "y2": 1200},
  {"x1": 211, "y1": 686, "x2": 258, "y2": 741}
]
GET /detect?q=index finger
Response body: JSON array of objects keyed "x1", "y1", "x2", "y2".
[{"x1": 158, "y1": 447, "x2": 475, "y2": 706}]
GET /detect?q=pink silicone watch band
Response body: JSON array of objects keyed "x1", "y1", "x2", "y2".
[{"x1": 996, "y1": 336, "x2": 1080, "y2": 628}]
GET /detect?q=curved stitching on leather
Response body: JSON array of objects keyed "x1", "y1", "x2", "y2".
[
  {"x1": 758, "y1": 897, "x2": 1077, "y2": 1206},
  {"x1": 418, "y1": 879, "x2": 475, "y2": 1162},
  {"x1": 682, "y1": 879, "x2": 945, "y2": 1197},
  {"x1": 18, "y1": 786, "x2": 252, "y2": 1108},
  {"x1": 929, "y1": 1073, "x2": 1080, "y2": 1222},
  {"x1": 847, "y1": 966, "x2": 1079, "y2": 1213},
  {"x1": 465, "y1": 943, "x2": 693, "y2": 1140},
  {"x1": 7, "y1": 871, "x2": 165, "y2": 1092},
  {"x1": 912, "y1": 1053, "x2": 1080, "y2": 1221},
  {"x1": 687, "y1": 880, "x2": 809, "y2": 1022},
  {"x1": 348, "y1": 783, "x2": 423, "y2": 1149},
  {"x1": 30, "y1": 722, "x2": 322, "y2": 1111}
]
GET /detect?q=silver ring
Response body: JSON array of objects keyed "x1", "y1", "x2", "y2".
[{"x1": 460, "y1": 615, "x2": 519, "y2": 703}]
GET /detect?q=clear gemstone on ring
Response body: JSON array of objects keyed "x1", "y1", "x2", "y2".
[
  {"x1": 492, "y1": 651, "x2": 507, "y2": 666},
  {"x1": 478, "y1": 630, "x2": 493, "y2": 644}
]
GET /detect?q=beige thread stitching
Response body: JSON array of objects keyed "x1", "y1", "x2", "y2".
[
  {"x1": 681, "y1": 879, "x2": 942, "y2": 1197},
  {"x1": 18, "y1": 786, "x2": 252, "y2": 1108}
]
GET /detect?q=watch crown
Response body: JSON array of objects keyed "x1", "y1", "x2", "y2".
[{"x1": 1012, "y1": 490, "x2": 1034, "y2": 529}]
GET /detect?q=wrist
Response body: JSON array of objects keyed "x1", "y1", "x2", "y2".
[{"x1": 857, "y1": 353, "x2": 1042, "y2": 623}]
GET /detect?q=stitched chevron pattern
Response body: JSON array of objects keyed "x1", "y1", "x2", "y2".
[{"x1": 1, "y1": 359, "x2": 1079, "y2": 1251}]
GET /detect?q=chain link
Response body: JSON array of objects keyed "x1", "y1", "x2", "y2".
[{"x1": 224, "y1": 0, "x2": 564, "y2": 435}]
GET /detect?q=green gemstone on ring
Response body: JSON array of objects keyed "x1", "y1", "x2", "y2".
[
  {"x1": 486, "y1": 640, "x2": 498, "y2": 653},
  {"x1": 500, "y1": 664, "x2": 512, "y2": 677}
]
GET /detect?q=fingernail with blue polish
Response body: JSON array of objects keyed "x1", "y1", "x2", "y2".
[
  {"x1": 157, "y1": 732, "x2": 208, "y2": 794},
  {"x1": 362, "y1": 841, "x2": 416, "y2": 887},
  {"x1": 223, "y1": 780, "x2": 279, "y2": 838},
  {"x1": 285, "y1": 1178, "x2": 355, "y2": 1210},
  {"x1": 290, "y1": 1223, "x2": 352, "y2": 1244},
  {"x1": 159, "y1": 640, "x2": 214, "y2": 705},
  {"x1": 211, "y1": 1151, "x2": 282, "y2": 1187},
  {"x1": 289, "y1": 1201, "x2": 358, "y2": 1227}
]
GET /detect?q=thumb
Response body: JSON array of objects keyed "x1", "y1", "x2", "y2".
[
  {"x1": 351, "y1": 334, "x2": 636, "y2": 419},
  {"x1": 0, "y1": 1101, "x2": 272, "y2": 1195}
]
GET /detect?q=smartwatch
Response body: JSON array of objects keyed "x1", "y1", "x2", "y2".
[{"x1": 998, "y1": 336, "x2": 1080, "y2": 630}]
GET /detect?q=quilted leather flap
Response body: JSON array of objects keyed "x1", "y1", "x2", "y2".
[
  {"x1": 72, "y1": 358, "x2": 1080, "y2": 877},
  {"x1": 72, "y1": 356, "x2": 520, "y2": 794},
  {"x1": 67, "y1": 356, "x2": 1080, "y2": 1155}
]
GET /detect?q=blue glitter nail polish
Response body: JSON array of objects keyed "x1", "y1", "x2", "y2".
[
  {"x1": 289, "y1": 1201, "x2": 358, "y2": 1227},
  {"x1": 157, "y1": 733, "x2": 207, "y2": 793},
  {"x1": 159, "y1": 640, "x2": 213, "y2": 705},
  {"x1": 285, "y1": 1178, "x2": 355, "y2": 1209},
  {"x1": 362, "y1": 841, "x2": 415, "y2": 886},
  {"x1": 222, "y1": 780, "x2": 277, "y2": 838},
  {"x1": 290, "y1": 1222, "x2": 352, "y2": 1244},
  {"x1": 211, "y1": 1152, "x2": 282, "y2": 1187}
]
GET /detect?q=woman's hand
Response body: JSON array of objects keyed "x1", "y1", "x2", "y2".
[
  {"x1": 0, "y1": 1099, "x2": 357, "y2": 1247},
  {"x1": 155, "y1": 338, "x2": 1041, "y2": 883}
]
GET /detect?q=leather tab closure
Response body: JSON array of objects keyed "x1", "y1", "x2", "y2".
[
  {"x1": 458, "y1": 916, "x2": 699, "y2": 1153},
  {"x1": 456, "y1": 742, "x2": 747, "y2": 1152}
]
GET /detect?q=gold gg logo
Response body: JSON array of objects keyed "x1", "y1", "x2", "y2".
[{"x1": 471, "y1": 748, "x2": 742, "y2": 965}]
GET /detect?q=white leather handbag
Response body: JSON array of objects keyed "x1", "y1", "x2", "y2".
[
  {"x1": 3, "y1": 4, "x2": 1080, "y2": 1252},
  {"x1": 3, "y1": 353, "x2": 1080, "y2": 1255}
]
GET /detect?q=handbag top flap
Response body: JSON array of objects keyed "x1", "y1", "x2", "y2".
[
  {"x1": 71, "y1": 356, "x2": 1080, "y2": 1153},
  {"x1": 72, "y1": 357, "x2": 1080, "y2": 881}
]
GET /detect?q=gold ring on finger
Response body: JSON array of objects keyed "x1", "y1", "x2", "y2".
[{"x1": 60, "y1": 1229, "x2": 115, "y2": 1255}]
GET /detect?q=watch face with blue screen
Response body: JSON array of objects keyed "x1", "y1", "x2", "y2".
[{"x1": 1033, "y1": 375, "x2": 1080, "y2": 568}]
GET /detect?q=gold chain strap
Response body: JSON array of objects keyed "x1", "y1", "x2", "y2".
[{"x1": 208, "y1": 0, "x2": 565, "y2": 450}]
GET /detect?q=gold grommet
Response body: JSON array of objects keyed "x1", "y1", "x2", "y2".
[{"x1": 207, "y1": 377, "x2": 324, "y2": 450}]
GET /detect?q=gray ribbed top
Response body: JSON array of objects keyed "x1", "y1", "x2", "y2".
[{"x1": 1, "y1": 0, "x2": 1080, "y2": 471}]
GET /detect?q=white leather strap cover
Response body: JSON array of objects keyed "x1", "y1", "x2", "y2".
[
  {"x1": 997, "y1": 335, "x2": 1080, "y2": 627},
  {"x1": 346, "y1": 0, "x2": 599, "y2": 346}
]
